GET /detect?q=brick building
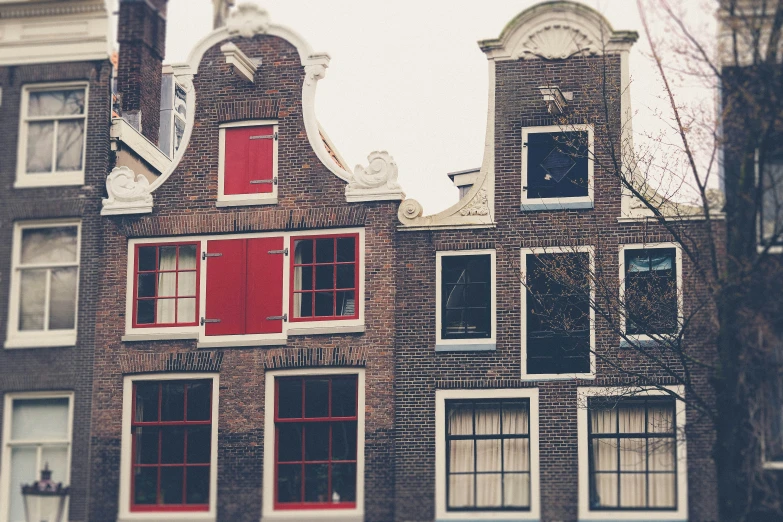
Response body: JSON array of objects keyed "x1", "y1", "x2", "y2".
[{"x1": 0, "y1": 1, "x2": 726, "y2": 521}]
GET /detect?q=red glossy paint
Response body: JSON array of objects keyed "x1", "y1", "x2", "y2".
[
  {"x1": 205, "y1": 238, "x2": 246, "y2": 336},
  {"x1": 224, "y1": 125, "x2": 274, "y2": 195},
  {"x1": 246, "y1": 236, "x2": 285, "y2": 334}
]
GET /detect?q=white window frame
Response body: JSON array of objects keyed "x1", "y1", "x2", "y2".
[
  {"x1": 577, "y1": 385, "x2": 689, "y2": 521},
  {"x1": 117, "y1": 373, "x2": 220, "y2": 522},
  {"x1": 619, "y1": 243, "x2": 684, "y2": 344},
  {"x1": 436, "y1": 249, "x2": 497, "y2": 351},
  {"x1": 521, "y1": 124, "x2": 594, "y2": 211},
  {"x1": 520, "y1": 246, "x2": 596, "y2": 380},
  {"x1": 755, "y1": 148, "x2": 783, "y2": 254},
  {"x1": 262, "y1": 368, "x2": 366, "y2": 522},
  {"x1": 122, "y1": 228, "x2": 365, "y2": 347},
  {"x1": 434, "y1": 387, "x2": 540, "y2": 521},
  {"x1": 0, "y1": 391, "x2": 74, "y2": 522},
  {"x1": 5, "y1": 220, "x2": 81, "y2": 349},
  {"x1": 217, "y1": 120, "x2": 279, "y2": 207},
  {"x1": 15, "y1": 82, "x2": 89, "y2": 188}
]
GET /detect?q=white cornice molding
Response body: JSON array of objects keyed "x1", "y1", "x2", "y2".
[
  {"x1": 0, "y1": 1, "x2": 105, "y2": 19},
  {"x1": 220, "y1": 42, "x2": 257, "y2": 82},
  {"x1": 478, "y1": 1, "x2": 638, "y2": 61},
  {"x1": 110, "y1": 117, "x2": 172, "y2": 174}
]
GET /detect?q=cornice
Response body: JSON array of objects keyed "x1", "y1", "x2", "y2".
[{"x1": 0, "y1": 2, "x2": 106, "y2": 19}]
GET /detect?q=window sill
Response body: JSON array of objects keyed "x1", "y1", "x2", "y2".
[
  {"x1": 579, "y1": 515, "x2": 685, "y2": 522},
  {"x1": 117, "y1": 513, "x2": 215, "y2": 522},
  {"x1": 436, "y1": 342, "x2": 496, "y2": 352},
  {"x1": 437, "y1": 516, "x2": 538, "y2": 522},
  {"x1": 122, "y1": 332, "x2": 200, "y2": 343},
  {"x1": 262, "y1": 513, "x2": 363, "y2": 522},
  {"x1": 288, "y1": 325, "x2": 365, "y2": 336},
  {"x1": 197, "y1": 336, "x2": 287, "y2": 349},
  {"x1": 521, "y1": 372, "x2": 595, "y2": 381},
  {"x1": 619, "y1": 335, "x2": 679, "y2": 349},
  {"x1": 14, "y1": 176, "x2": 84, "y2": 189},
  {"x1": 216, "y1": 196, "x2": 278, "y2": 207},
  {"x1": 763, "y1": 461, "x2": 783, "y2": 470},
  {"x1": 520, "y1": 198, "x2": 593, "y2": 211},
  {"x1": 5, "y1": 333, "x2": 76, "y2": 349}
]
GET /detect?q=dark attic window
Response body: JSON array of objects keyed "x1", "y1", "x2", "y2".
[{"x1": 525, "y1": 130, "x2": 590, "y2": 200}]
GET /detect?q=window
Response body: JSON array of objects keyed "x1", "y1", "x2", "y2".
[
  {"x1": 435, "y1": 389, "x2": 539, "y2": 521},
  {"x1": 621, "y1": 246, "x2": 681, "y2": 338},
  {"x1": 521, "y1": 248, "x2": 593, "y2": 378},
  {"x1": 133, "y1": 243, "x2": 200, "y2": 328},
  {"x1": 577, "y1": 386, "x2": 688, "y2": 521},
  {"x1": 119, "y1": 375, "x2": 218, "y2": 521},
  {"x1": 217, "y1": 121, "x2": 278, "y2": 207},
  {"x1": 263, "y1": 369, "x2": 365, "y2": 520},
  {"x1": 521, "y1": 124, "x2": 593, "y2": 210},
  {"x1": 6, "y1": 221, "x2": 80, "y2": 348},
  {"x1": 0, "y1": 393, "x2": 72, "y2": 522},
  {"x1": 291, "y1": 234, "x2": 359, "y2": 322},
  {"x1": 760, "y1": 154, "x2": 783, "y2": 248},
  {"x1": 16, "y1": 84, "x2": 88, "y2": 187}
]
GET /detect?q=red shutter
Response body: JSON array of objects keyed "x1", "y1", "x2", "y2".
[
  {"x1": 205, "y1": 239, "x2": 247, "y2": 336},
  {"x1": 224, "y1": 125, "x2": 274, "y2": 195},
  {"x1": 246, "y1": 237, "x2": 285, "y2": 334}
]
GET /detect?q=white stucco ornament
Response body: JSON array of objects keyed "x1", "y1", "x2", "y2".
[
  {"x1": 458, "y1": 188, "x2": 490, "y2": 216},
  {"x1": 398, "y1": 199, "x2": 424, "y2": 221},
  {"x1": 226, "y1": 3, "x2": 270, "y2": 38},
  {"x1": 522, "y1": 25, "x2": 594, "y2": 59},
  {"x1": 101, "y1": 166, "x2": 153, "y2": 215},
  {"x1": 345, "y1": 151, "x2": 405, "y2": 202}
]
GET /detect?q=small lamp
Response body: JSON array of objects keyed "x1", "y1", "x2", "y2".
[{"x1": 20, "y1": 464, "x2": 70, "y2": 522}]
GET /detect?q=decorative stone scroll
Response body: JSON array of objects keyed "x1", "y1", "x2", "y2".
[
  {"x1": 101, "y1": 166, "x2": 153, "y2": 216},
  {"x1": 345, "y1": 151, "x2": 405, "y2": 202},
  {"x1": 226, "y1": 3, "x2": 270, "y2": 38}
]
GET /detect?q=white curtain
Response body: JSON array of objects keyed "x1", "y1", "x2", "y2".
[
  {"x1": 293, "y1": 241, "x2": 304, "y2": 317},
  {"x1": 157, "y1": 248, "x2": 177, "y2": 323},
  {"x1": 475, "y1": 405, "x2": 501, "y2": 508},
  {"x1": 176, "y1": 246, "x2": 197, "y2": 323}
]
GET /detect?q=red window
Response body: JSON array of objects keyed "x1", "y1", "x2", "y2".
[
  {"x1": 275, "y1": 375, "x2": 358, "y2": 509},
  {"x1": 133, "y1": 243, "x2": 200, "y2": 327},
  {"x1": 131, "y1": 380, "x2": 213, "y2": 512},
  {"x1": 223, "y1": 124, "x2": 276, "y2": 196},
  {"x1": 290, "y1": 234, "x2": 359, "y2": 321},
  {"x1": 203, "y1": 236, "x2": 285, "y2": 336}
]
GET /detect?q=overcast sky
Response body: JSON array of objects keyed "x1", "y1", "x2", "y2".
[{"x1": 144, "y1": 0, "x2": 716, "y2": 215}]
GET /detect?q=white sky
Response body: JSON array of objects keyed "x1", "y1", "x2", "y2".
[{"x1": 135, "y1": 0, "x2": 717, "y2": 214}]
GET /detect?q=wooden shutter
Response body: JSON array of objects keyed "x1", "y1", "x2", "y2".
[
  {"x1": 246, "y1": 237, "x2": 285, "y2": 334},
  {"x1": 224, "y1": 125, "x2": 275, "y2": 195},
  {"x1": 205, "y1": 239, "x2": 247, "y2": 336}
]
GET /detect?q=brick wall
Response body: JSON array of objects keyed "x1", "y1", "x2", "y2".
[
  {"x1": 89, "y1": 33, "x2": 397, "y2": 522},
  {"x1": 0, "y1": 59, "x2": 112, "y2": 522},
  {"x1": 393, "y1": 54, "x2": 720, "y2": 521}
]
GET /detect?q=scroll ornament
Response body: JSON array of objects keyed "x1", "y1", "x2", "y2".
[
  {"x1": 345, "y1": 151, "x2": 405, "y2": 202},
  {"x1": 101, "y1": 166, "x2": 153, "y2": 215}
]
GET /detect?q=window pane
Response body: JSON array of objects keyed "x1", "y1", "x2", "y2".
[
  {"x1": 134, "y1": 427, "x2": 159, "y2": 464},
  {"x1": 448, "y1": 474, "x2": 474, "y2": 508},
  {"x1": 26, "y1": 121, "x2": 54, "y2": 173},
  {"x1": 502, "y1": 402, "x2": 528, "y2": 435},
  {"x1": 177, "y1": 272, "x2": 196, "y2": 297},
  {"x1": 158, "y1": 273, "x2": 176, "y2": 297},
  {"x1": 315, "y1": 239, "x2": 334, "y2": 263},
  {"x1": 186, "y1": 467, "x2": 210, "y2": 504},
  {"x1": 21, "y1": 227, "x2": 78, "y2": 264},
  {"x1": 648, "y1": 473, "x2": 676, "y2": 508},
  {"x1": 19, "y1": 269, "x2": 46, "y2": 331},
  {"x1": 161, "y1": 382, "x2": 185, "y2": 421},
  {"x1": 154, "y1": 298, "x2": 174, "y2": 323},
  {"x1": 28, "y1": 89, "x2": 85, "y2": 116},
  {"x1": 331, "y1": 378, "x2": 357, "y2": 417},
  {"x1": 294, "y1": 240, "x2": 313, "y2": 264},
  {"x1": 332, "y1": 463, "x2": 356, "y2": 502},
  {"x1": 336, "y1": 291, "x2": 355, "y2": 316},
  {"x1": 448, "y1": 403, "x2": 473, "y2": 435},
  {"x1": 332, "y1": 421, "x2": 357, "y2": 460},
  {"x1": 336, "y1": 264, "x2": 355, "y2": 289},
  {"x1": 277, "y1": 464, "x2": 302, "y2": 503},
  {"x1": 136, "y1": 300, "x2": 155, "y2": 325},
  {"x1": 277, "y1": 424, "x2": 303, "y2": 462},
  {"x1": 135, "y1": 382, "x2": 159, "y2": 422},
  {"x1": 304, "y1": 423, "x2": 329, "y2": 461},
  {"x1": 161, "y1": 426, "x2": 185, "y2": 464},
  {"x1": 619, "y1": 473, "x2": 646, "y2": 507},
  {"x1": 160, "y1": 467, "x2": 184, "y2": 504},
  {"x1": 474, "y1": 403, "x2": 500, "y2": 435},
  {"x1": 294, "y1": 266, "x2": 313, "y2": 290},
  {"x1": 315, "y1": 265, "x2": 334, "y2": 290},
  {"x1": 593, "y1": 473, "x2": 618, "y2": 507},
  {"x1": 11, "y1": 398, "x2": 69, "y2": 441},
  {"x1": 526, "y1": 130, "x2": 589, "y2": 199},
  {"x1": 41, "y1": 445, "x2": 69, "y2": 484},
  {"x1": 591, "y1": 408, "x2": 616, "y2": 434},
  {"x1": 304, "y1": 463, "x2": 329, "y2": 502},
  {"x1": 475, "y1": 474, "x2": 502, "y2": 507},
  {"x1": 134, "y1": 467, "x2": 158, "y2": 505},
  {"x1": 305, "y1": 380, "x2": 329, "y2": 417},
  {"x1": 9, "y1": 447, "x2": 37, "y2": 522},
  {"x1": 314, "y1": 292, "x2": 334, "y2": 316},
  {"x1": 504, "y1": 473, "x2": 530, "y2": 508},
  {"x1": 476, "y1": 439, "x2": 501, "y2": 471},
  {"x1": 138, "y1": 247, "x2": 156, "y2": 271},
  {"x1": 648, "y1": 439, "x2": 675, "y2": 471},
  {"x1": 618, "y1": 405, "x2": 645, "y2": 433},
  {"x1": 592, "y1": 438, "x2": 619, "y2": 471},
  {"x1": 295, "y1": 292, "x2": 313, "y2": 318},
  {"x1": 648, "y1": 404, "x2": 674, "y2": 433},
  {"x1": 277, "y1": 379, "x2": 303, "y2": 419},
  {"x1": 504, "y1": 438, "x2": 530, "y2": 471},
  {"x1": 449, "y1": 440, "x2": 474, "y2": 472},
  {"x1": 55, "y1": 120, "x2": 84, "y2": 171},
  {"x1": 49, "y1": 267, "x2": 77, "y2": 330},
  {"x1": 137, "y1": 273, "x2": 156, "y2": 298},
  {"x1": 178, "y1": 245, "x2": 197, "y2": 269},
  {"x1": 336, "y1": 237, "x2": 355, "y2": 262},
  {"x1": 619, "y1": 438, "x2": 646, "y2": 471},
  {"x1": 186, "y1": 381, "x2": 212, "y2": 421},
  {"x1": 177, "y1": 298, "x2": 196, "y2": 323}
]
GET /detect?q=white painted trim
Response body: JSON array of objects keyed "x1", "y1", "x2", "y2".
[
  {"x1": 5, "y1": 219, "x2": 81, "y2": 349},
  {"x1": 15, "y1": 82, "x2": 88, "y2": 188},
  {"x1": 434, "y1": 388, "x2": 540, "y2": 520},
  {"x1": 618, "y1": 242, "x2": 684, "y2": 344},
  {"x1": 521, "y1": 124, "x2": 594, "y2": 211},
  {"x1": 262, "y1": 368, "x2": 366, "y2": 520},
  {"x1": 124, "y1": 228, "x2": 365, "y2": 340},
  {"x1": 435, "y1": 249, "x2": 497, "y2": 349},
  {"x1": 217, "y1": 120, "x2": 278, "y2": 206},
  {"x1": 110, "y1": 117, "x2": 173, "y2": 172},
  {"x1": 520, "y1": 246, "x2": 596, "y2": 380},
  {"x1": 576, "y1": 386, "x2": 688, "y2": 521},
  {"x1": 117, "y1": 373, "x2": 220, "y2": 522},
  {"x1": 221, "y1": 42, "x2": 258, "y2": 82},
  {"x1": 0, "y1": 391, "x2": 74, "y2": 522}
]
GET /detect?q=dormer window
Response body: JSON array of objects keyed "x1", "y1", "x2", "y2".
[
  {"x1": 217, "y1": 120, "x2": 278, "y2": 207},
  {"x1": 521, "y1": 124, "x2": 593, "y2": 210}
]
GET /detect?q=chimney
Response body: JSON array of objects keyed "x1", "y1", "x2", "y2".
[{"x1": 117, "y1": 0, "x2": 168, "y2": 145}]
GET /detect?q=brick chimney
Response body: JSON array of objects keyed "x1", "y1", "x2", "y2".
[{"x1": 117, "y1": 0, "x2": 168, "y2": 145}]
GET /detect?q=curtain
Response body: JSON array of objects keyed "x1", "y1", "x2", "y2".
[
  {"x1": 448, "y1": 405, "x2": 473, "y2": 508},
  {"x1": 503, "y1": 405, "x2": 530, "y2": 507},
  {"x1": 475, "y1": 405, "x2": 501, "y2": 507},
  {"x1": 177, "y1": 246, "x2": 197, "y2": 323},
  {"x1": 293, "y1": 241, "x2": 304, "y2": 317},
  {"x1": 157, "y1": 247, "x2": 177, "y2": 323}
]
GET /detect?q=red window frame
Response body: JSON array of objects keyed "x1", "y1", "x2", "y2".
[
  {"x1": 132, "y1": 242, "x2": 201, "y2": 328},
  {"x1": 130, "y1": 380, "x2": 213, "y2": 512},
  {"x1": 274, "y1": 375, "x2": 358, "y2": 510},
  {"x1": 289, "y1": 233, "x2": 360, "y2": 322}
]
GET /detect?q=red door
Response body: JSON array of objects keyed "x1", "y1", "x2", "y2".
[
  {"x1": 246, "y1": 237, "x2": 285, "y2": 334},
  {"x1": 224, "y1": 125, "x2": 274, "y2": 195}
]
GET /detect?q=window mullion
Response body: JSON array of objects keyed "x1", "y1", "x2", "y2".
[{"x1": 43, "y1": 268, "x2": 52, "y2": 331}]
